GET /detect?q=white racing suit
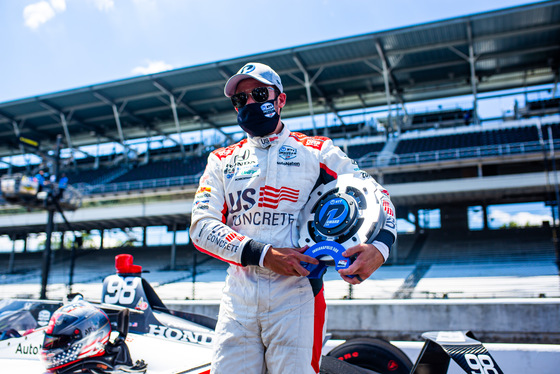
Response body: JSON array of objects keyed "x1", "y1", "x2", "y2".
[{"x1": 190, "y1": 125, "x2": 397, "y2": 374}]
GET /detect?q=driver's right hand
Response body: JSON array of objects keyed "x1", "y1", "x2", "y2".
[{"x1": 263, "y1": 246, "x2": 319, "y2": 277}]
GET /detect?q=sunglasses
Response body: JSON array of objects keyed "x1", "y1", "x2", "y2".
[{"x1": 231, "y1": 86, "x2": 278, "y2": 108}]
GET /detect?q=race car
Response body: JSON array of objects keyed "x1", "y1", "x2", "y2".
[{"x1": 0, "y1": 254, "x2": 503, "y2": 374}]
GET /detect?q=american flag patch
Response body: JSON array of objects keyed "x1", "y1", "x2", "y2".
[
  {"x1": 225, "y1": 232, "x2": 246, "y2": 243},
  {"x1": 383, "y1": 199, "x2": 395, "y2": 217},
  {"x1": 258, "y1": 185, "x2": 299, "y2": 209}
]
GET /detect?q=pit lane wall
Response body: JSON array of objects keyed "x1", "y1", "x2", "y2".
[{"x1": 166, "y1": 298, "x2": 560, "y2": 344}]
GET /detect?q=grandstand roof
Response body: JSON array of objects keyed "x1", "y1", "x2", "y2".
[{"x1": 0, "y1": 1, "x2": 559, "y2": 159}]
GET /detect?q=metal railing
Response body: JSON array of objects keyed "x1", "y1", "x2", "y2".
[
  {"x1": 73, "y1": 140, "x2": 560, "y2": 196},
  {"x1": 76, "y1": 174, "x2": 201, "y2": 195},
  {"x1": 359, "y1": 140, "x2": 560, "y2": 168}
]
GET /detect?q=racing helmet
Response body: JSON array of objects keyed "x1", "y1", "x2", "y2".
[
  {"x1": 41, "y1": 299, "x2": 111, "y2": 372},
  {"x1": 298, "y1": 173, "x2": 385, "y2": 249}
]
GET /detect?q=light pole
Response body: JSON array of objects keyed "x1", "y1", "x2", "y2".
[{"x1": 40, "y1": 135, "x2": 62, "y2": 299}]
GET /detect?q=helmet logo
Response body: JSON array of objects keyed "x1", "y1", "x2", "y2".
[{"x1": 318, "y1": 197, "x2": 349, "y2": 229}]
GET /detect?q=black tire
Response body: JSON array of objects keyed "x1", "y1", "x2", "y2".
[{"x1": 326, "y1": 337, "x2": 413, "y2": 374}]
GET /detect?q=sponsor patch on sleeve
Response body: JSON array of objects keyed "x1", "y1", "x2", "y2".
[{"x1": 196, "y1": 186, "x2": 212, "y2": 194}]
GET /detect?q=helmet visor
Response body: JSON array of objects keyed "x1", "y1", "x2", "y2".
[{"x1": 43, "y1": 334, "x2": 75, "y2": 350}]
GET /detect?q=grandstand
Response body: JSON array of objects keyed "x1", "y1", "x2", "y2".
[{"x1": 0, "y1": 1, "x2": 559, "y2": 305}]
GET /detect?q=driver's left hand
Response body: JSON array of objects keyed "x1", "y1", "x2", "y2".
[{"x1": 338, "y1": 243, "x2": 384, "y2": 284}]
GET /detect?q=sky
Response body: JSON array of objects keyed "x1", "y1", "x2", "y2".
[{"x1": 0, "y1": 0, "x2": 547, "y2": 104}]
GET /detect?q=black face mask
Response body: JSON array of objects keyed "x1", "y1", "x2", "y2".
[{"x1": 237, "y1": 99, "x2": 279, "y2": 137}]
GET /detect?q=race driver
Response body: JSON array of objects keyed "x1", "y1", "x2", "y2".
[{"x1": 190, "y1": 62, "x2": 397, "y2": 374}]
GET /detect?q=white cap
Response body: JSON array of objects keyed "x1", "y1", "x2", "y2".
[{"x1": 224, "y1": 62, "x2": 283, "y2": 97}]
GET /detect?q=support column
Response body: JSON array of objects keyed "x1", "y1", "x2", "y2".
[
  {"x1": 94, "y1": 136, "x2": 101, "y2": 169},
  {"x1": 99, "y1": 229, "x2": 104, "y2": 250},
  {"x1": 111, "y1": 104, "x2": 128, "y2": 161},
  {"x1": 376, "y1": 41, "x2": 393, "y2": 134},
  {"x1": 467, "y1": 22, "x2": 480, "y2": 125},
  {"x1": 302, "y1": 71, "x2": 317, "y2": 135},
  {"x1": 40, "y1": 135, "x2": 62, "y2": 300},
  {"x1": 482, "y1": 204, "x2": 489, "y2": 231},
  {"x1": 145, "y1": 127, "x2": 152, "y2": 164},
  {"x1": 8, "y1": 236, "x2": 16, "y2": 273},
  {"x1": 143, "y1": 227, "x2": 148, "y2": 247},
  {"x1": 59, "y1": 113, "x2": 75, "y2": 161},
  {"x1": 152, "y1": 80, "x2": 234, "y2": 143},
  {"x1": 292, "y1": 55, "x2": 324, "y2": 136},
  {"x1": 170, "y1": 223, "x2": 177, "y2": 271},
  {"x1": 449, "y1": 23, "x2": 479, "y2": 125},
  {"x1": 68, "y1": 238, "x2": 78, "y2": 294},
  {"x1": 8, "y1": 153, "x2": 13, "y2": 174},
  {"x1": 169, "y1": 95, "x2": 186, "y2": 158}
]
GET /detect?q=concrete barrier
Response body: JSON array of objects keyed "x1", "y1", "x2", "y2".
[{"x1": 165, "y1": 298, "x2": 560, "y2": 344}]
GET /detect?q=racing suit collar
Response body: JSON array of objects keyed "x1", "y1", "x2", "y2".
[{"x1": 248, "y1": 123, "x2": 289, "y2": 149}]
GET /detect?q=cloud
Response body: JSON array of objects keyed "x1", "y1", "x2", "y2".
[
  {"x1": 50, "y1": 0, "x2": 66, "y2": 12},
  {"x1": 23, "y1": 0, "x2": 114, "y2": 30},
  {"x1": 23, "y1": 1, "x2": 57, "y2": 30},
  {"x1": 511, "y1": 211, "x2": 552, "y2": 226},
  {"x1": 92, "y1": 0, "x2": 114, "y2": 12},
  {"x1": 489, "y1": 210, "x2": 552, "y2": 228},
  {"x1": 23, "y1": 0, "x2": 67, "y2": 30},
  {"x1": 132, "y1": 0, "x2": 158, "y2": 10},
  {"x1": 131, "y1": 60, "x2": 174, "y2": 76}
]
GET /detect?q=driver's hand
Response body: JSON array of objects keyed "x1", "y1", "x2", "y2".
[
  {"x1": 263, "y1": 246, "x2": 319, "y2": 277},
  {"x1": 338, "y1": 243, "x2": 384, "y2": 284}
]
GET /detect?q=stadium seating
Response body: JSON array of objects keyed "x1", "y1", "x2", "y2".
[
  {"x1": 389, "y1": 125, "x2": 543, "y2": 165},
  {"x1": 410, "y1": 227, "x2": 555, "y2": 264},
  {"x1": 407, "y1": 108, "x2": 473, "y2": 130},
  {"x1": 541, "y1": 122, "x2": 560, "y2": 143},
  {"x1": 3, "y1": 120, "x2": 558, "y2": 198},
  {"x1": 297, "y1": 122, "x2": 376, "y2": 139},
  {"x1": 394, "y1": 126, "x2": 540, "y2": 155},
  {"x1": 0, "y1": 243, "x2": 228, "y2": 300},
  {"x1": 346, "y1": 142, "x2": 385, "y2": 159},
  {"x1": 112, "y1": 157, "x2": 207, "y2": 184},
  {"x1": 2, "y1": 227, "x2": 556, "y2": 301},
  {"x1": 66, "y1": 166, "x2": 128, "y2": 185},
  {"x1": 522, "y1": 98, "x2": 560, "y2": 117},
  {"x1": 47, "y1": 154, "x2": 209, "y2": 194}
]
